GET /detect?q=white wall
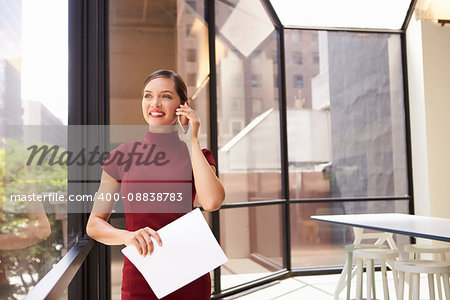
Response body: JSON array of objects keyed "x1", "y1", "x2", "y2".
[
  {"x1": 421, "y1": 21, "x2": 450, "y2": 218},
  {"x1": 406, "y1": 18, "x2": 450, "y2": 219}
]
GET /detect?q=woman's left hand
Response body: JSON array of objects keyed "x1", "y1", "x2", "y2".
[{"x1": 176, "y1": 102, "x2": 200, "y2": 141}]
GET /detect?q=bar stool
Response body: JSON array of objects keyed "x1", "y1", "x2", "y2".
[
  {"x1": 334, "y1": 228, "x2": 398, "y2": 300},
  {"x1": 404, "y1": 243, "x2": 449, "y2": 299},
  {"x1": 404, "y1": 244, "x2": 449, "y2": 260},
  {"x1": 394, "y1": 259, "x2": 450, "y2": 300},
  {"x1": 353, "y1": 248, "x2": 399, "y2": 300}
]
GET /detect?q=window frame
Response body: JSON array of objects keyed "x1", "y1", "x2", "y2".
[{"x1": 28, "y1": 0, "x2": 416, "y2": 299}]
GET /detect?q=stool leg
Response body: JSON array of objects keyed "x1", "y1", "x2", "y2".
[
  {"x1": 367, "y1": 259, "x2": 373, "y2": 300},
  {"x1": 389, "y1": 259, "x2": 399, "y2": 295},
  {"x1": 411, "y1": 273, "x2": 420, "y2": 300},
  {"x1": 371, "y1": 259, "x2": 376, "y2": 299},
  {"x1": 442, "y1": 273, "x2": 450, "y2": 300},
  {"x1": 438, "y1": 253, "x2": 446, "y2": 300},
  {"x1": 407, "y1": 253, "x2": 414, "y2": 300},
  {"x1": 427, "y1": 274, "x2": 435, "y2": 300},
  {"x1": 335, "y1": 255, "x2": 349, "y2": 300},
  {"x1": 380, "y1": 259, "x2": 389, "y2": 300},
  {"x1": 356, "y1": 259, "x2": 363, "y2": 300},
  {"x1": 409, "y1": 273, "x2": 413, "y2": 300},
  {"x1": 436, "y1": 274, "x2": 442, "y2": 300},
  {"x1": 398, "y1": 271, "x2": 405, "y2": 300},
  {"x1": 346, "y1": 252, "x2": 353, "y2": 300}
]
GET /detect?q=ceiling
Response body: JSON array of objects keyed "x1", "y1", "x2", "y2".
[{"x1": 269, "y1": 0, "x2": 414, "y2": 30}]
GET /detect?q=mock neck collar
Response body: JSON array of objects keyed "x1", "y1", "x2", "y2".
[{"x1": 144, "y1": 130, "x2": 180, "y2": 145}]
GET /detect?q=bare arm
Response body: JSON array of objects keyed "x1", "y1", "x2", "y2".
[
  {"x1": 86, "y1": 171, "x2": 162, "y2": 256},
  {"x1": 177, "y1": 103, "x2": 225, "y2": 211},
  {"x1": 86, "y1": 171, "x2": 126, "y2": 245},
  {"x1": 191, "y1": 141, "x2": 225, "y2": 211}
]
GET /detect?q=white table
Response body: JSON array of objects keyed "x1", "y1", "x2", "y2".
[
  {"x1": 311, "y1": 213, "x2": 450, "y2": 243},
  {"x1": 311, "y1": 213, "x2": 450, "y2": 299}
]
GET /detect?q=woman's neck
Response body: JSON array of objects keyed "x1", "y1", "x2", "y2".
[{"x1": 148, "y1": 125, "x2": 177, "y2": 133}]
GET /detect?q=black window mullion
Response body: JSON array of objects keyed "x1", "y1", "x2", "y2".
[
  {"x1": 207, "y1": 0, "x2": 222, "y2": 295},
  {"x1": 68, "y1": 0, "x2": 110, "y2": 299}
]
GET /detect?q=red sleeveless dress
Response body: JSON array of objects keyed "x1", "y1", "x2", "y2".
[{"x1": 102, "y1": 131, "x2": 215, "y2": 300}]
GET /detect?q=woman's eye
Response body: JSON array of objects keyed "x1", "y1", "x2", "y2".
[
  {"x1": 144, "y1": 94, "x2": 152, "y2": 98},
  {"x1": 163, "y1": 94, "x2": 172, "y2": 99}
]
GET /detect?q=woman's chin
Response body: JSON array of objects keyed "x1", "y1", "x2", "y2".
[{"x1": 147, "y1": 118, "x2": 167, "y2": 126}]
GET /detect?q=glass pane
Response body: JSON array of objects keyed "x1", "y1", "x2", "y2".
[
  {"x1": 177, "y1": 0, "x2": 210, "y2": 147},
  {"x1": 0, "y1": 0, "x2": 69, "y2": 298},
  {"x1": 220, "y1": 206, "x2": 284, "y2": 290},
  {"x1": 290, "y1": 200, "x2": 410, "y2": 268},
  {"x1": 285, "y1": 30, "x2": 408, "y2": 199},
  {"x1": 216, "y1": 0, "x2": 282, "y2": 204},
  {"x1": 270, "y1": 0, "x2": 412, "y2": 29}
]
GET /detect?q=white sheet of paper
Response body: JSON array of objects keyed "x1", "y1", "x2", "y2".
[{"x1": 121, "y1": 208, "x2": 228, "y2": 299}]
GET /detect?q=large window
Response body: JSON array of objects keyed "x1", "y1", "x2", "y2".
[
  {"x1": 285, "y1": 29, "x2": 410, "y2": 268},
  {"x1": 0, "y1": 0, "x2": 69, "y2": 298},
  {"x1": 211, "y1": 2, "x2": 411, "y2": 292}
]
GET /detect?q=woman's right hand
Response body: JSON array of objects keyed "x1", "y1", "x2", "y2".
[{"x1": 123, "y1": 227, "x2": 162, "y2": 257}]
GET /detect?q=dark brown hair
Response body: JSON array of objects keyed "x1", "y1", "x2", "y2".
[{"x1": 142, "y1": 69, "x2": 188, "y2": 105}]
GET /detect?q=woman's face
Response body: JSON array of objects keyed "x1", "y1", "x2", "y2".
[{"x1": 142, "y1": 77, "x2": 181, "y2": 126}]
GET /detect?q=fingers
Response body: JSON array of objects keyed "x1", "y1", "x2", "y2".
[
  {"x1": 129, "y1": 228, "x2": 162, "y2": 257},
  {"x1": 142, "y1": 233, "x2": 153, "y2": 256},
  {"x1": 145, "y1": 227, "x2": 162, "y2": 247},
  {"x1": 133, "y1": 235, "x2": 147, "y2": 256},
  {"x1": 176, "y1": 106, "x2": 199, "y2": 124},
  {"x1": 176, "y1": 104, "x2": 195, "y2": 116}
]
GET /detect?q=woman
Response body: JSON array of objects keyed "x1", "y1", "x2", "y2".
[{"x1": 86, "y1": 69, "x2": 225, "y2": 299}]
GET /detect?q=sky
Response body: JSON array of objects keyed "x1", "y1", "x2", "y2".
[{"x1": 21, "y1": 0, "x2": 68, "y2": 124}]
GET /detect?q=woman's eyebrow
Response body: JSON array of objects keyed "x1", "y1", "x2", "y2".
[{"x1": 143, "y1": 90, "x2": 173, "y2": 94}]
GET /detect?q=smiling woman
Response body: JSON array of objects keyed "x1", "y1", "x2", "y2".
[
  {"x1": 141, "y1": 70, "x2": 188, "y2": 127},
  {"x1": 86, "y1": 69, "x2": 225, "y2": 300}
]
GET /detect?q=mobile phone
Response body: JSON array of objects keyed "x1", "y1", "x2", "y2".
[{"x1": 177, "y1": 115, "x2": 188, "y2": 134}]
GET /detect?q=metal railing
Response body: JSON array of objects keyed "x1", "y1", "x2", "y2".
[{"x1": 25, "y1": 236, "x2": 94, "y2": 300}]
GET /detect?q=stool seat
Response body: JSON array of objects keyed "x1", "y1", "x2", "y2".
[
  {"x1": 395, "y1": 260, "x2": 450, "y2": 274},
  {"x1": 403, "y1": 244, "x2": 449, "y2": 299},
  {"x1": 404, "y1": 244, "x2": 450, "y2": 254},
  {"x1": 345, "y1": 243, "x2": 387, "y2": 252},
  {"x1": 353, "y1": 248, "x2": 399, "y2": 260},
  {"x1": 394, "y1": 260, "x2": 450, "y2": 300},
  {"x1": 334, "y1": 228, "x2": 398, "y2": 300},
  {"x1": 353, "y1": 249, "x2": 399, "y2": 300}
]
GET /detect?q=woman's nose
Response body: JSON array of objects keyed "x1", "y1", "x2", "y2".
[{"x1": 150, "y1": 96, "x2": 161, "y2": 107}]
